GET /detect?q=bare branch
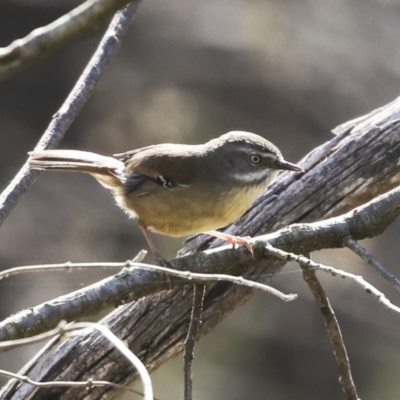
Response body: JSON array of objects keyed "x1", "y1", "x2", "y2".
[
  {"x1": 3, "y1": 100, "x2": 400, "y2": 398},
  {"x1": 0, "y1": 250, "x2": 147, "y2": 281},
  {"x1": 1, "y1": 183, "x2": 400, "y2": 342},
  {"x1": 302, "y1": 260, "x2": 359, "y2": 400},
  {"x1": 65, "y1": 322, "x2": 153, "y2": 400},
  {"x1": 265, "y1": 243, "x2": 400, "y2": 314},
  {"x1": 0, "y1": 0, "x2": 140, "y2": 81},
  {"x1": 0, "y1": 257, "x2": 297, "y2": 344},
  {"x1": 126, "y1": 263, "x2": 297, "y2": 301},
  {"x1": 344, "y1": 236, "x2": 400, "y2": 291},
  {"x1": 0, "y1": 259, "x2": 297, "y2": 299},
  {"x1": 0, "y1": 325, "x2": 62, "y2": 352},
  {"x1": 0, "y1": 3, "x2": 138, "y2": 228},
  {"x1": 0, "y1": 261, "x2": 124, "y2": 280},
  {"x1": 0, "y1": 369, "x2": 140, "y2": 395},
  {"x1": 184, "y1": 285, "x2": 205, "y2": 400},
  {"x1": 0, "y1": 321, "x2": 152, "y2": 398}
]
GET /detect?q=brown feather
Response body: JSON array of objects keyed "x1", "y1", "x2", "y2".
[{"x1": 28, "y1": 150, "x2": 124, "y2": 189}]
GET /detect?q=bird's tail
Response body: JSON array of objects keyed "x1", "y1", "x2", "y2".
[{"x1": 28, "y1": 150, "x2": 124, "y2": 188}]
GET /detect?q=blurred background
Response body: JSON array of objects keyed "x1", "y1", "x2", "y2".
[{"x1": 1, "y1": 0, "x2": 400, "y2": 399}]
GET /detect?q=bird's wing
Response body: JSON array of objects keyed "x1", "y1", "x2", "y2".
[
  {"x1": 120, "y1": 145, "x2": 199, "y2": 194},
  {"x1": 121, "y1": 172, "x2": 152, "y2": 194}
]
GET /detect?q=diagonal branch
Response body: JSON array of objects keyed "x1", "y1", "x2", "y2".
[
  {"x1": 344, "y1": 236, "x2": 400, "y2": 291},
  {"x1": 0, "y1": 0, "x2": 140, "y2": 81},
  {"x1": 0, "y1": 3, "x2": 139, "y2": 228},
  {"x1": 3, "y1": 92, "x2": 400, "y2": 399},
  {"x1": 1, "y1": 181, "x2": 400, "y2": 342}
]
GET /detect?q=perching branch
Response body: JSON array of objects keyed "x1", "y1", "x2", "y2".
[
  {"x1": 1, "y1": 182, "x2": 400, "y2": 343},
  {"x1": 2, "y1": 110, "x2": 400, "y2": 400}
]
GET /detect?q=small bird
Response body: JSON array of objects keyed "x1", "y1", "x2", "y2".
[{"x1": 29, "y1": 131, "x2": 303, "y2": 264}]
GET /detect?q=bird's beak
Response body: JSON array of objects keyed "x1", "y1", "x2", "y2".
[{"x1": 276, "y1": 159, "x2": 304, "y2": 173}]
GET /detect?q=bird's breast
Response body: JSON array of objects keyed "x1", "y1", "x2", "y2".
[{"x1": 115, "y1": 182, "x2": 266, "y2": 237}]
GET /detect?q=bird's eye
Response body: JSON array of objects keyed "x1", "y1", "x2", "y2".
[{"x1": 250, "y1": 155, "x2": 261, "y2": 164}]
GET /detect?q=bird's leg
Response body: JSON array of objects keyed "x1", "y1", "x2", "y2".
[
  {"x1": 204, "y1": 230, "x2": 254, "y2": 256},
  {"x1": 139, "y1": 225, "x2": 170, "y2": 267}
]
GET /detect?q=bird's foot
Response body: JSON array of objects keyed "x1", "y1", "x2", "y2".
[{"x1": 204, "y1": 230, "x2": 254, "y2": 256}]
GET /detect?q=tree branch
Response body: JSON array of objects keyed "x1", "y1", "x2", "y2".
[
  {"x1": 344, "y1": 236, "x2": 400, "y2": 290},
  {"x1": 302, "y1": 262, "x2": 359, "y2": 400},
  {"x1": 2, "y1": 107, "x2": 400, "y2": 398},
  {"x1": 0, "y1": 3, "x2": 138, "y2": 228},
  {"x1": 0, "y1": 0, "x2": 140, "y2": 81},
  {"x1": 183, "y1": 285, "x2": 205, "y2": 400},
  {"x1": 1, "y1": 182, "x2": 400, "y2": 343}
]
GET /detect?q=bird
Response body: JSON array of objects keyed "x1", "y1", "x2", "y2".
[{"x1": 28, "y1": 131, "x2": 304, "y2": 265}]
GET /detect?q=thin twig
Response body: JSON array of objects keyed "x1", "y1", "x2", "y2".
[
  {"x1": 0, "y1": 259, "x2": 297, "y2": 302},
  {"x1": 0, "y1": 321, "x2": 153, "y2": 398},
  {"x1": 0, "y1": 0, "x2": 141, "y2": 81},
  {"x1": 0, "y1": 262, "x2": 124, "y2": 280},
  {"x1": 0, "y1": 250, "x2": 147, "y2": 281},
  {"x1": 264, "y1": 243, "x2": 400, "y2": 314},
  {"x1": 64, "y1": 322, "x2": 153, "y2": 400},
  {"x1": 301, "y1": 254, "x2": 359, "y2": 400},
  {"x1": 344, "y1": 236, "x2": 400, "y2": 291},
  {"x1": 0, "y1": 325, "x2": 63, "y2": 352},
  {"x1": 0, "y1": 369, "x2": 141, "y2": 395},
  {"x1": 126, "y1": 262, "x2": 297, "y2": 301},
  {"x1": 184, "y1": 285, "x2": 205, "y2": 400},
  {"x1": 0, "y1": 3, "x2": 139, "y2": 227}
]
